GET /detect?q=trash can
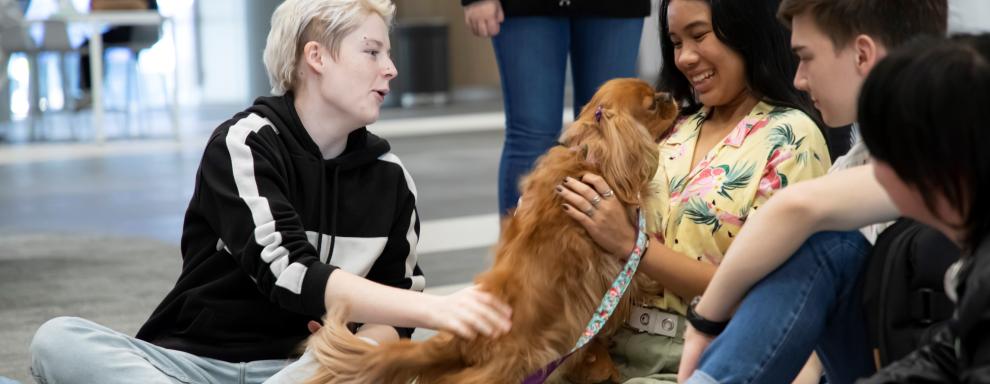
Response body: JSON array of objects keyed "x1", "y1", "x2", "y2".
[{"x1": 386, "y1": 19, "x2": 449, "y2": 108}]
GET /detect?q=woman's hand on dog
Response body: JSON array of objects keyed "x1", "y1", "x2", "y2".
[
  {"x1": 557, "y1": 173, "x2": 638, "y2": 259},
  {"x1": 428, "y1": 285, "x2": 513, "y2": 340}
]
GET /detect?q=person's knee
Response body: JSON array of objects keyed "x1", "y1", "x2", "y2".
[
  {"x1": 808, "y1": 231, "x2": 869, "y2": 261},
  {"x1": 30, "y1": 317, "x2": 100, "y2": 375},
  {"x1": 802, "y1": 231, "x2": 870, "y2": 284}
]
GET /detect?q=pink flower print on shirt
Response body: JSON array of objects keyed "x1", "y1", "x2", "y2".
[
  {"x1": 715, "y1": 209, "x2": 744, "y2": 228},
  {"x1": 724, "y1": 117, "x2": 772, "y2": 147},
  {"x1": 682, "y1": 166, "x2": 726, "y2": 202},
  {"x1": 682, "y1": 163, "x2": 755, "y2": 202},
  {"x1": 757, "y1": 148, "x2": 794, "y2": 198}
]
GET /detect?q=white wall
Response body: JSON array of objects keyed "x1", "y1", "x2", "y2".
[
  {"x1": 197, "y1": 0, "x2": 248, "y2": 104},
  {"x1": 637, "y1": 0, "x2": 661, "y2": 85},
  {"x1": 950, "y1": 0, "x2": 990, "y2": 34}
]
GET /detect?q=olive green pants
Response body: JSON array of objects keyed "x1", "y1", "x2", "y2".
[{"x1": 608, "y1": 320, "x2": 685, "y2": 384}]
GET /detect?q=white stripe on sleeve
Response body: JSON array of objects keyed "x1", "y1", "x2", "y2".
[{"x1": 226, "y1": 113, "x2": 307, "y2": 294}]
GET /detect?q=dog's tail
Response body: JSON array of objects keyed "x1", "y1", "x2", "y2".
[{"x1": 305, "y1": 307, "x2": 464, "y2": 384}]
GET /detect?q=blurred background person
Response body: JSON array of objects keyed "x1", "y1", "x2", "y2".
[{"x1": 461, "y1": 0, "x2": 649, "y2": 216}]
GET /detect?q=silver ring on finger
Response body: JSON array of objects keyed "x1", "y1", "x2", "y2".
[
  {"x1": 590, "y1": 195, "x2": 602, "y2": 208},
  {"x1": 601, "y1": 189, "x2": 615, "y2": 198},
  {"x1": 583, "y1": 206, "x2": 595, "y2": 217}
]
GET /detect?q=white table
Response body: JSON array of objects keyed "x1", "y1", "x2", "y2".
[{"x1": 34, "y1": 11, "x2": 179, "y2": 143}]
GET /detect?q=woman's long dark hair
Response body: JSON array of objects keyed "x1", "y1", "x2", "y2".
[
  {"x1": 858, "y1": 34, "x2": 990, "y2": 251},
  {"x1": 657, "y1": 0, "x2": 822, "y2": 132}
]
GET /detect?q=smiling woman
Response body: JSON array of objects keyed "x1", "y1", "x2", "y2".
[{"x1": 555, "y1": 0, "x2": 832, "y2": 381}]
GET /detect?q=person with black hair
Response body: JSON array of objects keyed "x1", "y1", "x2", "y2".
[
  {"x1": 554, "y1": 0, "x2": 830, "y2": 381},
  {"x1": 856, "y1": 33, "x2": 990, "y2": 383}
]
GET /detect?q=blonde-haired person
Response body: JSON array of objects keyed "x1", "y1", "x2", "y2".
[{"x1": 28, "y1": 1, "x2": 511, "y2": 382}]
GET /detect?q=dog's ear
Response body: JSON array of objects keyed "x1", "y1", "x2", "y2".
[{"x1": 586, "y1": 111, "x2": 660, "y2": 205}]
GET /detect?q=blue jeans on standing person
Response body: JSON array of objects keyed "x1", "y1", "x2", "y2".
[
  {"x1": 686, "y1": 231, "x2": 877, "y2": 384},
  {"x1": 492, "y1": 16, "x2": 643, "y2": 215}
]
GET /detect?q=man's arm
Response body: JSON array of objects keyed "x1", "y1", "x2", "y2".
[{"x1": 695, "y1": 164, "x2": 900, "y2": 320}]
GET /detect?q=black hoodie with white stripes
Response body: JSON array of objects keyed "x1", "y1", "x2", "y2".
[{"x1": 135, "y1": 93, "x2": 424, "y2": 362}]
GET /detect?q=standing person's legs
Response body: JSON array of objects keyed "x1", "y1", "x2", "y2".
[
  {"x1": 30, "y1": 316, "x2": 287, "y2": 384},
  {"x1": 686, "y1": 231, "x2": 876, "y2": 384},
  {"x1": 492, "y1": 17, "x2": 569, "y2": 215},
  {"x1": 569, "y1": 17, "x2": 644, "y2": 117}
]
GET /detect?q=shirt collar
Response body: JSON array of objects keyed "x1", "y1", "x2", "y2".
[
  {"x1": 663, "y1": 108, "x2": 708, "y2": 146},
  {"x1": 664, "y1": 101, "x2": 774, "y2": 148},
  {"x1": 722, "y1": 101, "x2": 775, "y2": 148}
]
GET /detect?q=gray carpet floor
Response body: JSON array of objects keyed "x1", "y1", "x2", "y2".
[{"x1": 0, "y1": 233, "x2": 181, "y2": 382}]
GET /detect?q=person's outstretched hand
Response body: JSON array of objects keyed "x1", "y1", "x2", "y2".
[
  {"x1": 463, "y1": 0, "x2": 504, "y2": 38},
  {"x1": 427, "y1": 285, "x2": 512, "y2": 339},
  {"x1": 678, "y1": 324, "x2": 715, "y2": 382}
]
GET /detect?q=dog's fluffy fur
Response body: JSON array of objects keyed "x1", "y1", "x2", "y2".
[{"x1": 305, "y1": 78, "x2": 679, "y2": 384}]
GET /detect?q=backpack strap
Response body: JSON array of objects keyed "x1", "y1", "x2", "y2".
[{"x1": 910, "y1": 288, "x2": 955, "y2": 325}]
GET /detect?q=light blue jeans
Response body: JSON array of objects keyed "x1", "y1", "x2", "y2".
[
  {"x1": 687, "y1": 231, "x2": 876, "y2": 384},
  {"x1": 492, "y1": 16, "x2": 643, "y2": 215},
  {"x1": 29, "y1": 317, "x2": 293, "y2": 384}
]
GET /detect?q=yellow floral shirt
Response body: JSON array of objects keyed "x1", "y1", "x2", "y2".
[{"x1": 648, "y1": 101, "x2": 831, "y2": 314}]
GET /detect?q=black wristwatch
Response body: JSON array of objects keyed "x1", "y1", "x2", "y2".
[{"x1": 686, "y1": 296, "x2": 729, "y2": 336}]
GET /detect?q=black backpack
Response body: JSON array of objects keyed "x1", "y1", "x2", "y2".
[{"x1": 861, "y1": 218, "x2": 960, "y2": 367}]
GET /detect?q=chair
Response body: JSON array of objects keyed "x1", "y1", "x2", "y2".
[
  {"x1": 80, "y1": 22, "x2": 166, "y2": 138},
  {"x1": 110, "y1": 24, "x2": 165, "y2": 137},
  {"x1": 0, "y1": 20, "x2": 76, "y2": 140},
  {"x1": 36, "y1": 20, "x2": 75, "y2": 139},
  {"x1": 0, "y1": 23, "x2": 34, "y2": 131}
]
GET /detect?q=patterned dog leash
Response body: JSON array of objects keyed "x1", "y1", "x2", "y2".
[{"x1": 522, "y1": 210, "x2": 649, "y2": 384}]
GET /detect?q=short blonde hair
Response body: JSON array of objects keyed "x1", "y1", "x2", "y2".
[{"x1": 263, "y1": 0, "x2": 395, "y2": 95}]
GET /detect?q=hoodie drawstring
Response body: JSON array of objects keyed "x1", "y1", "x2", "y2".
[
  {"x1": 329, "y1": 167, "x2": 340, "y2": 258},
  {"x1": 314, "y1": 163, "x2": 340, "y2": 263},
  {"x1": 315, "y1": 163, "x2": 327, "y2": 261}
]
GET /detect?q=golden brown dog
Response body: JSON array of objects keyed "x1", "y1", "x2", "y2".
[{"x1": 305, "y1": 78, "x2": 678, "y2": 384}]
